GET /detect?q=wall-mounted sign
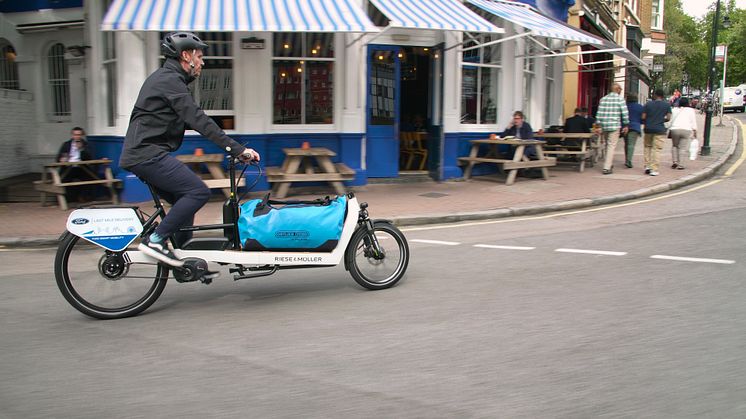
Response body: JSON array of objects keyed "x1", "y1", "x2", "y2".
[
  {"x1": 715, "y1": 45, "x2": 727, "y2": 63},
  {"x1": 241, "y1": 37, "x2": 265, "y2": 49}
]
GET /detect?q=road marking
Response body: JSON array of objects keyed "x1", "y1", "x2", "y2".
[
  {"x1": 556, "y1": 248, "x2": 627, "y2": 256},
  {"x1": 473, "y1": 244, "x2": 535, "y2": 250},
  {"x1": 410, "y1": 239, "x2": 461, "y2": 246},
  {"x1": 650, "y1": 255, "x2": 735, "y2": 264},
  {"x1": 724, "y1": 118, "x2": 746, "y2": 177}
]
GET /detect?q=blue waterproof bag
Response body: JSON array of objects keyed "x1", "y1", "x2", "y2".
[{"x1": 238, "y1": 194, "x2": 347, "y2": 251}]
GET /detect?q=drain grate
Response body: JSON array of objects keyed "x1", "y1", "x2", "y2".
[{"x1": 418, "y1": 192, "x2": 449, "y2": 198}]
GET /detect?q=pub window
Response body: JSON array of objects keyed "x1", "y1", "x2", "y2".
[
  {"x1": 522, "y1": 40, "x2": 535, "y2": 122},
  {"x1": 0, "y1": 39, "x2": 19, "y2": 90},
  {"x1": 272, "y1": 33, "x2": 334, "y2": 125},
  {"x1": 159, "y1": 32, "x2": 234, "y2": 129},
  {"x1": 460, "y1": 33, "x2": 501, "y2": 125},
  {"x1": 48, "y1": 43, "x2": 71, "y2": 120},
  {"x1": 544, "y1": 55, "x2": 555, "y2": 127}
]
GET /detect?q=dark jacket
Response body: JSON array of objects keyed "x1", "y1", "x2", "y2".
[
  {"x1": 56, "y1": 139, "x2": 92, "y2": 162},
  {"x1": 563, "y1": 115, "x2": 592, "y2": 133},
  {"x1": 119, "y1": 58, "x2": 246, "y2": 169},
  {"x1": 503, "y1": 122, "x2": 534, "y2": 139},
  {"x1": 626, "y1": 102, "x2": 644, "y2": 133}
]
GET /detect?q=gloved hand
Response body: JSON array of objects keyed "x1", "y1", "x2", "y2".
[{"x1": 239, "y1": 148, "x2": 260, "y2": 163}]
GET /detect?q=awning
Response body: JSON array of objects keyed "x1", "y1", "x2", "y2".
[
  {"x1": 368, "y1": 0, "x2": 503, "y2": 33},
  {"x1": 101, "y1": 0, "x2": 379, "y2": 32},
  {"x1": 467, "y1": 0, "x2": 601, "y2": 44},
  {"x1": 466, "y1": 0, "x2": 648, "y2": 76}
]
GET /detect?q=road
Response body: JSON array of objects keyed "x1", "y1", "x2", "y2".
[{"x1": 2, "y1": 118, "x2": 746, "y2": 418}]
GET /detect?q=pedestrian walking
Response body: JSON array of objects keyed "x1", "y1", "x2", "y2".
[
  {"x1": 668, "y1": 97, "x2": 697, "y2": 170},
  {"x1": 596, "y1": 83, "x2": 629, "y2": 174},
  {"x1": 641, "y1": 89, "x2": 672, "y2": 176},
  {"x1": 625, "y1": 93, "x2": 643, "y2": 169}
]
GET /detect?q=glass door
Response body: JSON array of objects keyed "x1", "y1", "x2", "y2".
[{"x1": 366, "y1": 45, "x2": 401, "y2": 178}]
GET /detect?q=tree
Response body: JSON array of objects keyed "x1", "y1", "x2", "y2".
[{"x1": 662, "y1": 0, "x2": 709, "y2": 92}]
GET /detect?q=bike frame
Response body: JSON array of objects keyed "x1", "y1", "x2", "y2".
[{"x1": 124, "y1": 157, "x2": 362, "y2": 268}]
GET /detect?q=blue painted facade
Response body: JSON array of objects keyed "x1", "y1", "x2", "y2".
[
  {"x1": 88, "y1": 133, "x2": 366, "y2": 202},
  {"x1": 0, "y1": 0, "x2": 82, "y2": 13},
  {"x1": 513, "y1": 0, "x2": 575, "y2": 21}
]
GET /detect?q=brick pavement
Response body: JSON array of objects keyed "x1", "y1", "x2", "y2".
[{"x1": 0, "y1": 115, "x2": 737, "y2": 244}]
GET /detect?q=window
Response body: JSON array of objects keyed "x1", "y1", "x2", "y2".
[
  {"x1": 102, "y1": 0, "x2": 117, "y2": 126},
  {"x1": 273, "y1": 33, "x2": 334, "y2": 125},
  {"x1": 460, "y1": 33, "x2": 501, "y2": 124},
  {"x1": 627, "y1": 0, "x2": 638, "y2": 14},
  {"x1": 651, "y1": 0, "x2": 662, "y2": 29},
  {"x1": 522, "y1": 40, "x2": 535, "y2": 122},
  {"x1": 0, "y1": 39, "x2": 19, "y2": 90},
  {"x1": 48, "y1": 43, "x2": 70, "y2": 119}
]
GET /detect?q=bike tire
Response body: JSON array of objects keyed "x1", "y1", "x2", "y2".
[
  {"x1": 55, "y1": 232, "x2": 168, "y2": 319},
  {"x1": 345, "y1": 221, "x2": 409, "y2": 290}
]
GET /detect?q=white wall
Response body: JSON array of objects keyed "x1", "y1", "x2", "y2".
[{"x1": 0, "y1": 89, "x2": 35, "y2": 178}]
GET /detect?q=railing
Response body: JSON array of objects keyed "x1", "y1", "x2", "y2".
[{"x1": 0, "y1": 88, "x2": 33, "y2": 101}]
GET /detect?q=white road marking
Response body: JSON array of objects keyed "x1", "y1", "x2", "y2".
[
  {"x1": 410, "y1": 239, "x2": 461, "y2": 246},
  {"x1": 650, "y1": 255, "x2": 735, "y2": 265},
  {"x1": 473, "y1": 244, "x2": 535, "y2": 250},
  {"x1": 555, "y1": 248, "x2": 627, "y2": 256}
]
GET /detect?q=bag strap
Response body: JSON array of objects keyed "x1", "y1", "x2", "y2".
[{"x1": 257, "y1": 193, "x2": 332, "y2": 210}]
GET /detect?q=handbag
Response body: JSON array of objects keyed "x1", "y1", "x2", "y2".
[
  {"x1": 665, "y1": 109, "x2": 682, "y2": 137},
  {"x1": 689, "y1": 137, "x2": 699, "y2": 160}
]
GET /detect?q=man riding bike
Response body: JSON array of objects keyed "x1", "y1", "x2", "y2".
[{"x1": 119, "y1": 32, "x2": 260, "y2": 268}]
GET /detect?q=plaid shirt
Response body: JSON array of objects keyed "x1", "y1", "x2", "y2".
[{"x1": 596, "y1": 91, "x2": 629, "y2": 132}]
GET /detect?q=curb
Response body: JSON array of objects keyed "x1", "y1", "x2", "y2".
[{"x1": 1, "y1": 121, "x2": 740, "y2": 247}]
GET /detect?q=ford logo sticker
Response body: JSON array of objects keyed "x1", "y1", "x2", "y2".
[{"x1": 71, "y1": 218, "x2": 89, "y2": 225}]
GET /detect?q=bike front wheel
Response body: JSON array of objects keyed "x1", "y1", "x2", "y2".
[
  {"x1": 345, "y1": 221, "x2": 409, "y2": 290},
  {"x1": 55, "y1": 232, "x2": 168, "y2": 319}
]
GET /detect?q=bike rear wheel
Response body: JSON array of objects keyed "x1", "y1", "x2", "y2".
[
  {"x1": 346, "y1": 221, "x2": 409, "y2": 290},
  {"x1": 55, "y1": 232, "x2": 168, "y2": 319}
]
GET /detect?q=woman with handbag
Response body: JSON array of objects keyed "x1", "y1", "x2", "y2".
[{"x1": 668, "y1": 97, "x2": 698, "y2": 170}]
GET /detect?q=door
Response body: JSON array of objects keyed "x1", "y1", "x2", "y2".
[{"x1": 366, "y1": 45, "x2": 401, "y2": 178}]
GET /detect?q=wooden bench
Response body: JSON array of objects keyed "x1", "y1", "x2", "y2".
[
  {"x1": 267, "y1": 147, "x2": 355, "y2": 198},
  {"x1": 535, "y1": 133, "x2": 594, "y2": 172},
  {"x1": 458, "y1": 138, "x2": 556, "y2": 185},
  {"x1": 34, "y1": 159, "x2": 121, "y2": 210},
  {"x1": 176, "y1": 153, "x2": 245, "y2": 198}
]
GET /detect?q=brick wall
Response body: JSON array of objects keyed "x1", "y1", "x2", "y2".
[
  {"x1": 640, "y1": 0, "x2": 652, "y2": 34},
  {"x1": 0, "y1": 89, "x2": 35, "y2": 179}
]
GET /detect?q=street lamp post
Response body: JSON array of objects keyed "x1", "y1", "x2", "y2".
[{"x1": 702, "y1": 0, "x2": 724, "y2": 156}]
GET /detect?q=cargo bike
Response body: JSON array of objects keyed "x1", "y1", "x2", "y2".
[{"x1": 54, "y1": 156, "x2": 409, "y2": 319}]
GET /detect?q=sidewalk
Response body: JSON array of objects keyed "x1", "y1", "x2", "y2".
[{"x1": 0, "y1": 115, "x2": 738, "y2": 247}]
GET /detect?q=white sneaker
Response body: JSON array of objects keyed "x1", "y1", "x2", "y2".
[{"x1": 649, "y1": 171, "x2": 660, "y2": 176}]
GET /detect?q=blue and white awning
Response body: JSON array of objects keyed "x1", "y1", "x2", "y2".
[
  {"x1": 101, "y1": 0, "x2": 379, "y2": 32},
  {"x1": 368, "y1": 0, "x2": 504, "y2": 33},
  {"x1": 467, "y1": 0, "x2": 601, "y2": 44}
]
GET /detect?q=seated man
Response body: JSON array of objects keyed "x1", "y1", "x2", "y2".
[
  {"x1": 502, "y1": 110, "x2": 537, "y2": 159},
  {"x1": 56, "y1": 127, "x2": 94, "y2": 203},
  {"x1": 561, "y1": 107, "x2": 592, "y2": 147}
]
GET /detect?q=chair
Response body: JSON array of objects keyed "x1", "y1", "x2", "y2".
[{"x1": 401, "y1": 131, "x2": 428, "y2": 170}]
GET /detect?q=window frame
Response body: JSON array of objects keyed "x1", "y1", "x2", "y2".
[
  {"x1": 271, "y1": 32, "x2": 336, "y2": 127},
  {"x1": 0, "y1": 38, "x2": 19, "y2": 90},
  {"x1": 47, "y1": 42, "x2": 71, "y2": 122},
  {"x1": 460, "y1": 32, "x2": 502, "y2": 126}
]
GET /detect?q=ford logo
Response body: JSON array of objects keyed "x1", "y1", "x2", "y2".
[{"x1": 71, "y1": 218, "x2": 89, "y2": 225}]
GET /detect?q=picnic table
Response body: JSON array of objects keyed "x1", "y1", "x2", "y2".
[
  {"x1": 175, "y1": 153, "x2": 244, "y2": 199},
  {"x1": 266, "y1": 147, "x2": 355, "y2": 198},
  {"x1": 34, "y1": 159, "x2": 121, "y2": 210},
  {"x1": 458, "y1": 138, "x2": 556, "y2": 185},
  {"x1": 533, "y1": 132, "x2": 595, "y2": 172}
]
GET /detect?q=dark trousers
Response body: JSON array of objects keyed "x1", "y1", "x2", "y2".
[{"x1": 128, "y1": 154, "x2": 210, "y2": 245}]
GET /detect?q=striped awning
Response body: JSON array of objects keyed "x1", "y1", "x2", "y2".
[
  {"x1": 368, "y1": 0, "x2": 504, "y2": 33},
  {"x1": 467, "y1": 0, "x2": 601, "y2": 44},
  {"x1": 101, "y1": 0, "x2": 379, "y2": 32}
]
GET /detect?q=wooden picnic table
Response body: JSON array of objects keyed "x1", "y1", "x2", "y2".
[
  {"x1": 34, "y1": 159, "x2": 121, "y2": 210},
  {"x1": 458, "y1": 138, "x2": 556, "y2": 185},
  {"x1": 266, "y1": 147, "x2": 355, "y2": 198},
  {"x1": 175, "y1": 153, "x2": 245, "y2": 199},
  {"x1": 533, "y1": 132, "x2": 595, "y2": 172}
]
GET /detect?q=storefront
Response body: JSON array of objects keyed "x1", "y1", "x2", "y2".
[{"x1": 15, "y1": 0, "x2": 629, "y2": 200}]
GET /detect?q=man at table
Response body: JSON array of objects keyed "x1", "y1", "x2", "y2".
[
  {"x1": 56, "y1": 127, "x2": 94, "y2": 202},
  {"x1": 562, "y1": 108, "x2": 592, "y2": 148},
  {"x1": 503, "y1": 111, "x2": 537, "y2": 159},
  {"x1": 119, "y1": 32, "x2": 259, "y2": 269}
]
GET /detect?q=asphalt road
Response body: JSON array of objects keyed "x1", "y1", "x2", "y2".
[{"x1": 2, "y1": 119, "x2": 746, "y2": 418}]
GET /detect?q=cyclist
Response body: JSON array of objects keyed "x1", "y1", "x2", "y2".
[{"x1": 119, "y1": 32, "x2": 260, "y2": 267}]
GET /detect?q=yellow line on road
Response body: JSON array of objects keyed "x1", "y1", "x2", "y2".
[{"x1": 403, "y1": 120, "x2": 743, "y2": 232}]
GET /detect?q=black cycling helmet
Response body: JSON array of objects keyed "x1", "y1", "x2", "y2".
[{"x1": 161, "y1": 32, "x2": 208, "y2": 59}]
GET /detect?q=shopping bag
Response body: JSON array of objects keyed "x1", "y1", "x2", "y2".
[{"x1": 689, "y1": 138, "x2": 699, "y2": 161}]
